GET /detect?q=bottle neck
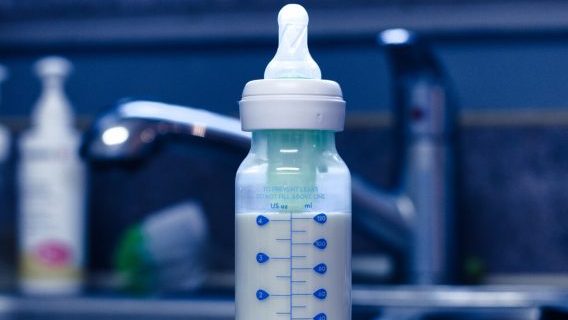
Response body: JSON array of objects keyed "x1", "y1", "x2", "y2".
[
  {"x1": 32, "y1": 76, "x2": 73, "y2": 129},
  {"x1": 251, "y1": 130, "x2": 337, "y2": 159},
  {"x1": 250, "y1": 130, "x2": 336, "y2": 212}
]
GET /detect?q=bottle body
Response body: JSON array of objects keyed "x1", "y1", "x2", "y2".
[
  {"x1": 236, "y1": 130, "x2": 351, "y2": 320},
  {"x1": 18, "y1": 127, "x2": 85, "y2": 295}
]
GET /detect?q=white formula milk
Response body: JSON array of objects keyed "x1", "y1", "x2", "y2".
[{"x1": 236, "y1": 211, "x2": 351, "y2": 320}]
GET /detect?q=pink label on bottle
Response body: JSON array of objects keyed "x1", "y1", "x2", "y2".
[{"x1": 35, "y1": 241, "x2": 72, "y2": 266}]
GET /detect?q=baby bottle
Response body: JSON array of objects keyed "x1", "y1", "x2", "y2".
[{"x1": 235, "y1": 4, "x2": 351, "y2": 320}]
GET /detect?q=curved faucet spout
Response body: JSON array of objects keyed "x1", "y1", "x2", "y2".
[{"x1": 82, "y1": 100, "x2": 251, "y2": 161}]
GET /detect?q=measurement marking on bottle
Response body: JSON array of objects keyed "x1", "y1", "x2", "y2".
[
  {"x1": 313, "y1": 238, "x2": 327, "y2": 249},
  {"x1": 256, "y1": 289, "x2": 270, "y2": 300},
  {"x1": 256, "y1": 252, "x2": 270, "y2": 263},
  {"x1": 269, "y1": 212, "x2": 331, "y2": 319},
  {"x1": 289, "y1": 212, "x2": 293, "y2": 320},
  {"x1": 313, "y1": 313, "x2": 327, "y2": 320},
  {"x1": 256, "y1": 215, "x2": 269, "y2": 226},
  {"x1": 313, "y1": 263, "x2": 327, "y2": 274},
  {"x1": 313, "y1": 289, "x2": 327, "y2": 300},
  {"x1": 313, "y1": 213, "x2": 327, "y2": 224}
]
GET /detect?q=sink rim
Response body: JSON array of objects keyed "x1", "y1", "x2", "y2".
[{"x1": 353, "y1": 285, "x2": 568, "y2": 308}]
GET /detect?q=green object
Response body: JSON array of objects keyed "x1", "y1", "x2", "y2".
[
  {"x1": 114, "y1": 225, "x2": 154, "y2": 294},
  {"x1": 464, "y1": 256, "x2": 486, "y2": 284}
]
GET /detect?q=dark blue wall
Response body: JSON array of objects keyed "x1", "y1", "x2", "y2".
[{"x1": 2, "y1": 36, "x2": 568, "y2": 117}]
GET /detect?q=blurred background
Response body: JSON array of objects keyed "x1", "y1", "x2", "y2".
[{"x1": 0, "y1": 0, "x2": 568, "y2": 319}]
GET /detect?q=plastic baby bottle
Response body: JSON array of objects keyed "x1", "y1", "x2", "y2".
[{"x1": 236, "y1": 4, "x2": 351, "y2": 320}]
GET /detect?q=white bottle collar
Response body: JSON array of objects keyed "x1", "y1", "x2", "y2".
[{"x1": 239, "y1": 78, "x2": 345, "y2": 131}]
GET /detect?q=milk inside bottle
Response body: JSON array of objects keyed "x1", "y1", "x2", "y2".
[{"x1": 236, "y1": 4, "x2": 351, "y2": 320}]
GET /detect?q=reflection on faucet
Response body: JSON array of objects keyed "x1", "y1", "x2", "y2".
[{"x1": 82, "y1": 29, "x2": 455, "y2": 286}]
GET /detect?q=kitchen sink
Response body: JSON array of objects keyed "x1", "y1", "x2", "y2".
[{"x1": 0, "y1": 285, "x2": 565, "y2": 319}]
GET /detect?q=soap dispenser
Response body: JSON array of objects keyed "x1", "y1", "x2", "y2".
[{"x1": 18, "y1": 56, "x2": 86, "y2": 295}]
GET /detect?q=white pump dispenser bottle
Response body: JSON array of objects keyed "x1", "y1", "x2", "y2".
[{"x1": 18, "y1": 56, "x2": 85, "y2": 295}]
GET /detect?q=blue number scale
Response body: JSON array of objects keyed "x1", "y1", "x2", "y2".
[{"x1": 255, "y1": 212, "x2": 329, "y2": 320}]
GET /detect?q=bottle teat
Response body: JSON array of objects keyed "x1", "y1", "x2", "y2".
[
  {"x1": 32, "y1": 56, "x2": 74, "y2": 128},
  {"x1": 240, "y1": 4, "x2": 345, "y2": 132},
  {"x1": 35, "y1": 56, "x2": 72, "y2": 82},
  {"x1": 264, "y1": 4, "x2": 321, "y2": 79}
]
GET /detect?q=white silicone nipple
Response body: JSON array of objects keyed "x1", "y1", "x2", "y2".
[{"x1": 264, "y1": 4, "x2": 321, "y2": 79}]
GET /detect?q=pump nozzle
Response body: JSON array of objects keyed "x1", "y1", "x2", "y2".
[
  {"x1": 32, "y1": 56, "x2": 74, "y2": 128},
  {"x1": 264, "y1": 4, "x2": 321, "y2": 80},
  {"x1": 35, "y1": 56, "x2": 72, "y2": 80}
]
